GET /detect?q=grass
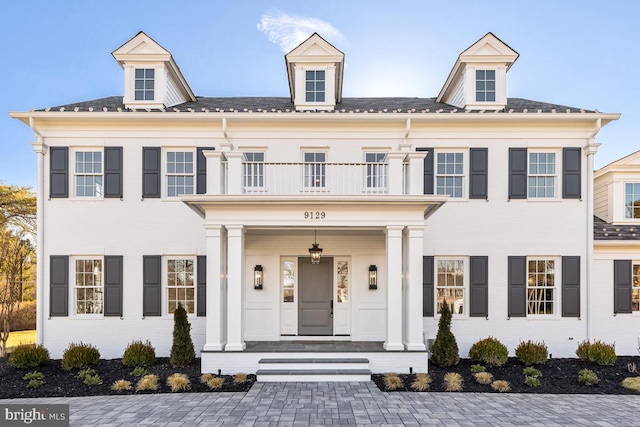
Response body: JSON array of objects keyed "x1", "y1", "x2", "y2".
[{"x1": 6, "y1": 330, "x2": 36, "y2": 351}]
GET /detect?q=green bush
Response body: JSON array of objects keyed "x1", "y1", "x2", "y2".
[
  {"x1": 9, "y1": 344, "x2": 50, "y2": 368},
  {"x1": 515, "y1": 340, "x2": 548, "y2": 366},
  {"x1": 169, "y1": 304, "x2": 195, "y2": 367},
  {"x1": 577, "y1": 369, "x2": 599, "y2": 386},
  {"x1": 575, "y1": 340, "x2": 617, "y2": 366},
  {"x1": 470, "y1": 364, "x2": 486, "y2": 374},
  {"x1": 22, "y1": 371, "x2": 44, "y2": 381},
  {"x1": 522, "y1": 367, "x2": 542, "y2": 378},
  {"x1": 429, "y1": 303, "x2": 460, "y2": 367},
  {"x1": 468, "y1": 337, "x2": 509, "y2": 367},
  {"x1": 122, "y1": 340, "x2": 156, "y2": 367},
  {"x1": 524, "y1": 376, "x2": 541, "y2": 388},
  {"x1": 61, "y1": 342, "x2": 100, "y2": 371}
]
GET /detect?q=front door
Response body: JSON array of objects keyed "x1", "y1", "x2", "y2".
[{"x1": 298, "y1": 257, "x2": 333, "y2": 335}]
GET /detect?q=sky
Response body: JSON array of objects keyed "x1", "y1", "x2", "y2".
[{"x1": 1, "y1": 0, "x2": 639, "y2": 190}]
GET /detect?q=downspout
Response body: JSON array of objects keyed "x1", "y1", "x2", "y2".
[
  {"x1": 585, "y1": 117, "x2": 602, "y2": 343},
  {"x1": 29, "y1": 117, "x2": 46, "y2": 345}
]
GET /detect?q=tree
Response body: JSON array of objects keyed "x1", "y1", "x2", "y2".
[
  {"x1": 429, "y1": 302, "x2": 460, "y2": 367},
  {"x1": 0, "y1": 184, "x2": 36, "y2": 231},
  {"x1": 169, "y1": 304, "x2": 195, "y2": 367}
]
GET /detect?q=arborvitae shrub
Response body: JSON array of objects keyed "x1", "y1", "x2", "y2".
[
  {"x1": 61, "y1": 342, "x2": 100, "y2": 371},
  {"x1": 515, "y1": 340, "x2": 548, "y2": 365},
  {"x1": 576, "y1": 340, "x2": 617, "y2": 366},
  {"x1": 169, "y1": 304, "x2": 195, "y2": 367},
  {"x1": 429, "y1": 303, "x2": 459, "y2": 367},
  {"x1": 469, "y1": 336, "x2": 509, "y2": 367},
  {"x1": 122, "y1": 340, "x2": 156, "y2": 367},
  {"x1": 9, "y1": 344, "x2": 50, "y2": 368}
]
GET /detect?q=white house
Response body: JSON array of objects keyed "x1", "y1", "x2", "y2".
[{"x1": 11, "y1": 31, "x2": 635, "y2": 381}]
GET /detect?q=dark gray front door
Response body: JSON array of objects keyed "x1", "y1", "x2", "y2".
[{"x1": 298, "y1": 257, "x2": 333, "y2": 335}]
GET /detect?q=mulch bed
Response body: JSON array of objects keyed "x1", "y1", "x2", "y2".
[
  {"x1": 372, "y1": 356, "x2": 640, "y2": 394},
  {"x1": 0, "y1": 357, "x2": 255, "y2": 399}
]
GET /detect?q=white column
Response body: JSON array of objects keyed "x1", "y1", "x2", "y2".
[
  {"x1": 225, "y1": 225, "x2": 246, "y2": 351},
  {"x1": 404, "y1": 226, "x2": 426, "y2": 350},
  {"x1": 585, "y1": 140, "x2": 600, "y2": 342},
  {"x1": 225, "y1": 152, "x2": 244, "y2": 195},
  {"x1": 406, "y1": 152, "x2": 427, "y2": 195},
  {"x1": 387, "y1": 153, "x2": 405, "y2": 195},
  {"x1": 203, "y1": 224, "x2": 226, "y2": 351},
  {"x1": 384, "y1": 226, "x2": 404, "y2": 350},
  {"x1": 31, "y1": 141, "x2": 47, "y2": 345},
  {"x1": 204, "y1": 151, "x2": 223, "y2": 195}
]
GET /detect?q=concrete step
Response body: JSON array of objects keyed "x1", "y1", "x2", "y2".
[
  {"x1": 258, "y1": 357, "x2": 369, "y2": 371},
  {"x1": 257, "y1": 357, "x2": 371, "y2": 382}
]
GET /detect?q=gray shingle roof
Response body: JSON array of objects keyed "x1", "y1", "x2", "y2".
[
  {"x1": 594, "y1": 216, "x2": 640, "y2": 241},
  {"x1": 39, "y1": 96, "x2": 595, "y2": 114}
]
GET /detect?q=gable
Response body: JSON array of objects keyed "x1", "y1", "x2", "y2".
[
  {"x1": 459, "y1": 32, "x2": 519, "y2": 65},
  {"x1": 112, "y1": 31, "x2": 171, "y2": 65},
  {"x1": 285, "y1": 33, "x2": 344, "y2": 62}
]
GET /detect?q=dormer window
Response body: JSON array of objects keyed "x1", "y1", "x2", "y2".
[
  {"x1": 475, "y1": 70, "x2": 496, "y2": 102},
  {"x1": 134, "y1": 69, "x2": 155, "y2": 101},
  {"x1": 305, "y1": 70, "x2": 325, "y2": 102},
  {"x1": 625, "y1": 182, "x2": 640, "y2": 219}
]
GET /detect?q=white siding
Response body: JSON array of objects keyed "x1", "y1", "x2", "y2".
[
  {"x1": 165, "y1": 70, "x2": 187, "y2": 107},
  {"x1": 594, "y1": 175, "x2": 610, "y2": 222}
]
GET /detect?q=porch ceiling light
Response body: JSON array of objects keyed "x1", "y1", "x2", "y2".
[
  {"x1": 308, "y1": 230, "x2": 323, "y2": 264},
  {"x1": 369, "y1": 265, "x2": 378, "y2": 289},
  {"x1": 254, "y1": 265, "x2": 263, "y2": 290}
]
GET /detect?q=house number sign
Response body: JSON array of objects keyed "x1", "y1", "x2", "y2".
[{"x1": 304, "y1": 211, "x2": 326, "y2": 219}]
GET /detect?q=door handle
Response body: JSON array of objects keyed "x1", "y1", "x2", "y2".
[{"x1": 330, "y1": 300, "x2": 333, "y2": 316}]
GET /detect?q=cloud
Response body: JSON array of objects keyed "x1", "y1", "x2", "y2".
[{"x1": 257, "y1": 12, "x2": 344, "y2": 52}]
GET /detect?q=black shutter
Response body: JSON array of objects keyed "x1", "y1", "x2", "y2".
[
  {"x1": 104, "y1": 256, "x2": 123, "y2": 317},
  {"x1": 469, "y1": 148, "x2": 488, "y2": 200},
  {"x1": 614, "y1": 260, "x2": 632, "y2": 314},
  {"x1": 50, "y1": 256, "x2": 69, "y2": 317},
  {"x1": 508, "y1": 148, "x2": 527, "y2": 199},
  {"x1": 423, "y1": 256, "x2": 434, "y2": 316},
  {"x1": 104, "y1": 147, "x2": 123, "y2": 198},
  {"x1": 49, "y1": 147, "x2": 68, "y2": 198},
  {"x1": 417, "y1": 148, "x2": 434, "y2": 195},
  {"x1": 143, "y1": 255, "x2": 162, "y2": 316},
  {"x1": 196, "y1": 148, "x2": 214, "y2": 194},
  {"x1": 562, "y1": 256, "x2": 580, "y2": 317},
  {"x1": 508, "y1": 256, "x2": 527, "y2": 317},
  {"x1": 563, "y1": 147, "x2": 581, "y2": 199},
  {"x1": 469, "y1": 256, "x2": 488, "y2": 317},
  {"x1": 142, "y1": 147, "x2": 161, "y2": 198},
  {"x1": 197, "y1": 255, "x2": 207, "y2": 316}
]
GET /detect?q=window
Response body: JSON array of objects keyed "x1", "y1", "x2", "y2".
[
  {"x1": 303, "y1": 152, "x2": 326, "y2": 189},
  {"x1": 436, "y1": 259, "x2": 465, "y2": 315},
  {"x1": 243, "y1": 152, "x2": 265, "y2": 190},
  {"x1": 283, "y1": 260, "x2": 295, "y2": 303},
  {"x1": 167, "y1": 258, "x2": 195, "y2": 314},
  {"x1": 166, "y1": 151, "x2": 194, "y2": 197},
  {"x1": 436, "y1": 152, "x2": 464, "y2": 198},
  {"x1": 527, "y1": 259, "x2": 556, "y2": 315},
  {"x1": 625, "y1": 183, "x2": 640, "y2": 219},
  {"x1": 75, "y1": 258, "x2": 103, "y2": 315},
  {"x1": 475, "y1": 70, "x2": 495, "y2": 102},
  {"x1": 528, "y1": 152, "x2": 556, "y2": 198},
  {"x1": 365, "y1": 152, "x2": 387, "y2": 190},
  {"x1": 75, "y1": 151, "x2": 103, "y2": 197},
  {"x1": 305, "y1": 70, "x2": 325, "y2": 102},
  {"x1": 134, "y1": 68, "x2": 155, "y2": 101},
  {"x1": 633, "y1": 263, "x2": 640, "y2": 312}
]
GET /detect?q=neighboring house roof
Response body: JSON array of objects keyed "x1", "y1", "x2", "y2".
[
  {"x1": 594, "y1": 216, "x2": 640, "y2": 240},
  {"x1": 39, "y1": 96, "x2": 596, "y2": 114}
]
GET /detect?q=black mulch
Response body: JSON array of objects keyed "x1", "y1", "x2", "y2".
[
  {"x1": 372, "y1": 356, "x2": 640, "y2": 394},
  {"x1": 0, "y1": 357, "x2": 255, "y2": 399}
]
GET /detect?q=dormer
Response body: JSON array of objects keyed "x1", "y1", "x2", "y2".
[
  {"x1": 285, "y1": 33, "x2": 344, "y2": 111},
  {"x1": 437, "y1": 32, "x2": 518, "y2": 111},
  {"x1": 112, "y1": 31, "x2": 195, "y2": 110},
  {"x1": 595, "y1": 150, "x2": 640, "y2": 224}
]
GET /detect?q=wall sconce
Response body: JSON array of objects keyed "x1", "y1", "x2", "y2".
[
  {"x1": 369, "y1": 265, "x2": 378, "y2": 290},
  {"x1": 308, "y1": 230, "x2": 323, "y2": 265},
  {"x1": 254, "y1": 265, "x2": 263, "y2": 290}
]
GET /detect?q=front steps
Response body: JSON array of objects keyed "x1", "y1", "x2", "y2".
[{"x1": 256, "y1": 357, "x2": 372, "y2": 382}]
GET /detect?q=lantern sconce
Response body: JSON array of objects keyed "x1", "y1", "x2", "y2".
[
  {"x1": 369, "y1": 265, "x2": 378, "y2": 290},
  {"x1": 254, "y1": 265, "x2": 263, "y2": 290},
  {"x1": 308, "y1": 230, "x2": 323, "y2": 265}
]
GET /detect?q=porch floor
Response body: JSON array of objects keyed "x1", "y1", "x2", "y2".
[{"x1": 244, "y1": 341, "x2": 388, "y2": 353}]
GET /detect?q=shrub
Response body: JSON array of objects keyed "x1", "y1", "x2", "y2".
[
  {"x1": 522, "y1": 367, "x2": 542, "y2": 378},
  {"x1": 233, "y1": 373, "x2": 248, "y2": 385},
  {"x1": 135, "y1": 374, "x2": 159, "y2": 392},
  {"x1": 27, "y1": 379, "x2": 44, "y2": 389},
  {"x1": 469, "y1": 337, "x2": 508, "y2": 367},
  {"x1": 622, "y1": 377, "x2": 640, "y2": 392},
  {"x1": 206, "y1": 377, "x2": 225, "y2": 390},
  {"x1": 575, "y1": 340, "x2": 617, "y2": 366},
  {"x1": 77, "y1": 368, "x2": 97, "y2": 379},
  {"x1": 61, "y1": 342, "x2": 100, "y2": 371},
  {"x1": 429, "y1": 303, "x2": 460, "y2": 367},
  {"x1": 83, "y1": 374, "x2": 103, "y2": 386},
  {"x1": 111, "y1": 379, "x2": 132, "y2": 392},
  {"x1": 9, "y1": 344, "x2": 50, "y2": 368},
  {"x1": 524, "y1": 376, "x2": 541, "y2": 388},
  {"x1": 470, "y1": 364, "x2": 486, "y2": 374},
  {"x1": 515, "y1": 340, "x2": 548, "y2": 366},
  {"x1": 130, "y1": 366, "x2": 148, "y2": 377},
  {"x1": 577, "y1": 369, "x2": 599, "y2": 386},
  {"x1": 410, "y1": 373, "x2": 432, "y2": 391},
  {"x1": 383, "y1": 373, "x2": 404, "y2": 390},
  {"x1": 167, "y1": 373, "x2": 191, "y2": 392},
  {"x1": 122, "y1": 340, "x2": 156, "y2": 367},
  {"x1": 200, "y1": 373, "x2": 215, "y2": 384},
  {"x1": 473, "y1": 372, "x2": 493, "y2": 385},
  {"x1": 443, "y1": 372, "x2": 463, "y2": 392},
  {"x1": 22, "y1": 371, "x2": 44, "y2": 381},
  {"x1": 169, "y1": 304, "x2": 195, "y2": 367},
  {"x1": 491, "y1": 380, "x2": 511, "y2": 392}
]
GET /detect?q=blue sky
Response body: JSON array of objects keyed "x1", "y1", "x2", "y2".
[{"x1": 1, "y1": 0, "x2": 638, "y2": 189}]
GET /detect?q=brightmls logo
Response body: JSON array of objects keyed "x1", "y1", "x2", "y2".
[{"x1": 1, "y1": 405, "x2": 68, "y2": 426}]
